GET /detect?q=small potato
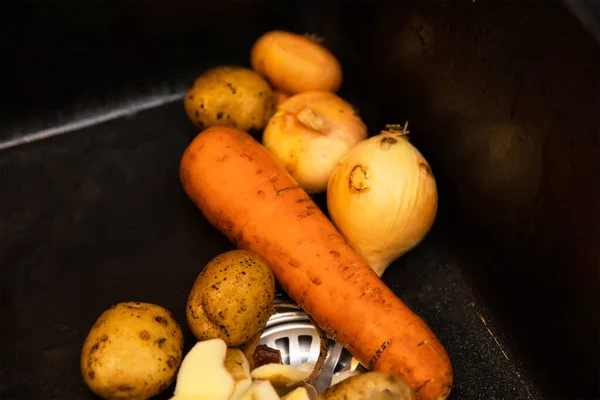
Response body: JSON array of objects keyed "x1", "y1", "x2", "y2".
[
  {"x1": 186, "y1": 250, "x2": 276, "y2": 346},
  {"x1": 81, "y1": 302, "x2": 184, "y2": 400},
  {"x1": 317, "y1": 372, "x2": 416, "y2": 400},
  {"x1": 251, "y1": 30, "x2": 343, "y2": 94},
  {"x1": 184, "y1": 66, "x2": 276, "y2": 133}
]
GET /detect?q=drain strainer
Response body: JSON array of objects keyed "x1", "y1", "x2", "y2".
[{"x1": 259, "y1": 303, "x2": 355, "y2": 374}]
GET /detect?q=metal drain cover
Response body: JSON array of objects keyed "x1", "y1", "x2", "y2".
[{"x1": 259, "y1": 303, "x2": 354, "y2": 373}]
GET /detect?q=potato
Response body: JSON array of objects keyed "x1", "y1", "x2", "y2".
[
  {"x1": 239, "y1": 332, "x2": 262, "y2": 370},
  {"x1": 224, "y1": 348, "x2": 253, "y2": 400},
  {"x1": 316, "y1": 372, "x2": 416, "y2": 400},
  {"x1": 184, "y1": 66, "x2": 276, "y2": 133},
  {"x1": 173, "y1": 338, "x2": 234, "y2": 400},
  {"x1": 187, "y1": 250, "x2": 276, "y2": 346},
  {"x1": 251, "y1": 363, "x2": 313, "y2": 389},
  {"x1": 240, "y1": 380, "x2": 280, "y2": 400},
  {"x1": 81, "y1": 302, "x2": 184, "y2": 400},
  {"x1": 283, "y1": 387, "x2": 312, "y2": 400},
  {"x1": 330, "y1": 370, "x2": 360, "y2": 387}
]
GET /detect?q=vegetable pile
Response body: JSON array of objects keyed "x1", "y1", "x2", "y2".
[{"x1": 80, "y1": 30, "x2": 453, "y2": 400}]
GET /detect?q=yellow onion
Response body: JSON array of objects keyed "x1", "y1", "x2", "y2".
[
  {"x1": 327, "y1": 124, "x2": 438, "y2": 276},
  {"x1": 272, "y1": 89, "x2": 291, "y2": 106},
  {"x1": 262, "y1": 91, "x2": 367, "y2": 193}
]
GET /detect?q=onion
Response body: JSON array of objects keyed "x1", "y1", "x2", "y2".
[
  {"x1": 327, "y1": 124, "x2": 438, "y2": 276},
  {"x1": 250, "y1": 30, "x2": 343, "y2": 94},
  {"x1": 273, "y1": 89, "x2": 290, "y2": 106},
  {"x1": 262, "y1": 91, "x2": 367, "y2": 193}
]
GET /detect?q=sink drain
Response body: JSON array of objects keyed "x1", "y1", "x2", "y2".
[{"x1": 259, "y1": 303, "x2": 355, "y2": 374}]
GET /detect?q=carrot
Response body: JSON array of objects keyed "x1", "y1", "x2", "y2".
[{"x1": 180, "y1": 127, "x2": 453, "y2": 400}]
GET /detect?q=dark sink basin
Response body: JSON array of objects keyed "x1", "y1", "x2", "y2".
[{"x1": 1, "y1": 2, "x2": 598, "y2": 400}]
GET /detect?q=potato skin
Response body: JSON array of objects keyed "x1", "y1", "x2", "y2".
[
  {"x1": 186, "y1": 250, "x2": 276, "y2": 346},
  {"x1": 317, "y1": 372, "x2": 416, "y2": 400},
  {"x1": 80, "y1": 302, "x2": 184, "y2": 400},
  {"x1": 184, "y1": 66, "x2": 276, "y2": 132}
]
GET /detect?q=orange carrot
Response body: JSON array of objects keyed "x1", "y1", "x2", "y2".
[{"x1": 180, "y1": 127, "x2": 453, "y2": 400}]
